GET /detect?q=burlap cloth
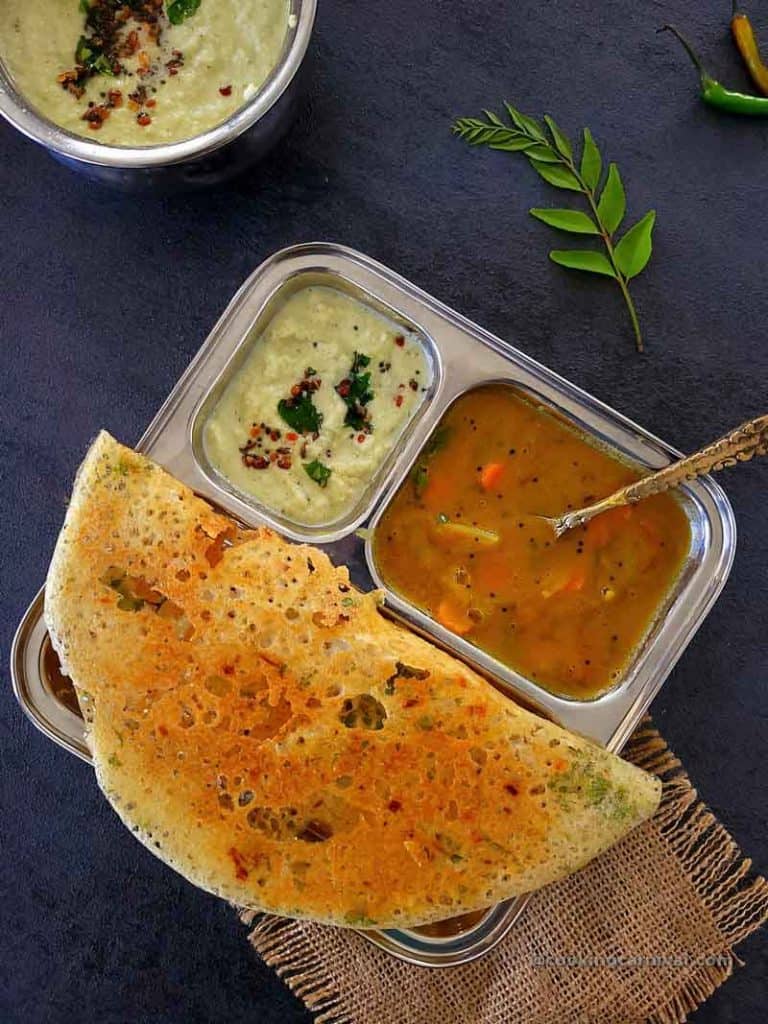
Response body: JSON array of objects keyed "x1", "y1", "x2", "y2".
[{"x1": 240, "y1": 720, "x2": 768, "y2": 1024}]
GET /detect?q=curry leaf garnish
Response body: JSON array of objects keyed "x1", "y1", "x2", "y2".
[
  {"x1": 580, "y1": 128, "x2": 602, "y2": 191},
  {"x1": 303, "y1": 459, "x2": 332, "y2": 488},
  {"x1": 530, "y1": 209, "x2": 598, "y2": 235},
  {"x1": 525, "y1": 143, "x2": 560, "y2": 163},
  {"x1": 613, "y1": 211, "x2": 656, "y2": 280},
  {"x1": 453, "y1": 105, "x2": 656, "y2": 352},
  {"x1": 167, "y1": 0, "x2": 201, "y2": 25},
  {"x1": 531, "y1": 163, "x2": 582, "y2": 191},
  {"x1": 550, "y1": 250, "x2": 615, "y2": 276},
  {"x1": 543, "y1": 115, "x2": 573, "y2": 160},
  {"x1": 596, "y1": 164, "x2": 626, "y2": 235}
]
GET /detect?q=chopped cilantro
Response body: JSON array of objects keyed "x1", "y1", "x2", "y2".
[
  {"x1": 167, "y1": 0, "x2": 201, "y2": 25},
  {"x1": 413, "y1": 464, "x2": 429, "y2": 497},
  {"x1": 336, "y1": 351, "x2": 374, "y2": 432},
  {"x1": 303, "y1": 459, "x2": 332, "y2": 488},
  {"x1": 278, "y1": 393, "x2": 323, "y2": 434},
  {"x1": 75, "y1": 35, "x2": 114, "y2": 76},
  {"x1": 548, "y1": 760, "x2": 635, "y2": 822},
  {"x1": 586, "y1": 775, "x2": 610, "y2": 805},
  {"x1": 424, "y1": 426, "x2": 451, "y2": 458}
]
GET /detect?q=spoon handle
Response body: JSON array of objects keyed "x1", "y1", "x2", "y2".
[{"x1": 554, "y1": 413, "x2": 768, "y2": 536}]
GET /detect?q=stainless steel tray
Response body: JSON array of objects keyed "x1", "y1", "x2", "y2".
[{"x1": 10, "y1": 242, "x2": 737, "y2": 968}]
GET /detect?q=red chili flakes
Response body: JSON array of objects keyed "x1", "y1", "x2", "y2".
[
  {"x1": 82, "y1": 104, "x2": 108, "y2": 129},
  {"x1": 387, "y1": 800, "x2": 402, "y2": 812},
  {"x1": 57, "y1": 70, "x2": 85, "y2": 99},
  {"x1": 157, "y1": 724, "x2": 168, "y2": 737},
  {"x1": 276, "y1": 456, "x2": 292, "y2": 470},
  {"x1": 145, "y1": 98, "x2": 157, "y2": 109},
  {"x1": 394, "y1": 394, "x2": 404, "y2": 408},
  {"x1": 120, "y1": 29, "x2": 140, "y2": 57},
  {"x1": 137, "y1": 113, "x2": 152, "y2": 127},
  {"x1": 286, "y1": 432, "x2": 299, "y2": 442},
  {"x1": 336, "y1": 380, "x2": 351, "y2": 398},
  {"x1": 249, "y1": 425, "x2": 261, "y2": 438},
  {"x1": 394, "y1": 334, "x2": 405, "y2": 347},
  {"x1": 219, "y1": 84, "x2": 233, "y2": 97},
  {"x1": 357, "y1": 433, "x2": 366, "y2": 443},
  {"x1": 242, "y1": 454, "x2": 269, "y2": 470}
]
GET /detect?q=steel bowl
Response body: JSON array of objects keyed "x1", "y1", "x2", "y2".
[{"x1": 0, "y1": 0, "x2": 316, "y2": 191}]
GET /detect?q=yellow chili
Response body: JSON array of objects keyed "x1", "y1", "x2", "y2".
[{"x1": 732, "y1": 3, "x2": 768, "y2": 97}]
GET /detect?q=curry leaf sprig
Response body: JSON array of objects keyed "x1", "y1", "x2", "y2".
[{"x1": 452, "y1": 105, "x2": 656, "y2": 352}]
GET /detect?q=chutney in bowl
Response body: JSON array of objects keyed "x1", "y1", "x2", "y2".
[{"x1": 371, "y1": 384, "x2": 691, "y2": 700}]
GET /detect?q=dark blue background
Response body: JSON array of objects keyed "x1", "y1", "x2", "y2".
[{"x1": 1, "y1": 1, "x2": 766, "y2": 1021}]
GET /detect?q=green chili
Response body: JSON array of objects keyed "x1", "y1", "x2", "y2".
[{"x1": 662, "y1": 24, "x2": 768, "y2": 115}]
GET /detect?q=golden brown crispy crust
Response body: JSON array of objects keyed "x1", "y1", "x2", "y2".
[{"x1": 45, "y1": 432, "x2": 660, "y2": 929}]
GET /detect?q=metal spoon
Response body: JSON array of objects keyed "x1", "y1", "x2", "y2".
[{"x1": 549, "y1": 413, "x2": 768, "y2": 539}]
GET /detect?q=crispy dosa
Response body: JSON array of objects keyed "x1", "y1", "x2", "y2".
[{"x1": 45, "y1": 432, "x2": 661, "y2": 929}]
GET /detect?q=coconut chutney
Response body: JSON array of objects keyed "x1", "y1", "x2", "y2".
[
  {"x1": 0, "y1": 0, "x2": 289, "y2": 145},
  {"x1": 202, "y1": 286, "x2": 430, "y2": 528}
]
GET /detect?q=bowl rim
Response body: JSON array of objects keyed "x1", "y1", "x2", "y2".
[{"x1": 0, "y1": 0, "x2": 316, "y2": 169}]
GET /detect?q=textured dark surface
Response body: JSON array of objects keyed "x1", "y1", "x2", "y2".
[{"x1": 1, "y1": 1, "x2": 766, "y2": 1021}]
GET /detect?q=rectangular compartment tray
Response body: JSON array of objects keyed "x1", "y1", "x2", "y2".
[{"x1": 10, "y1": 243, "x2": 736, "y2": 967}]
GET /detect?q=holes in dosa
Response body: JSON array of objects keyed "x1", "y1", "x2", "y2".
[
  {"x1": 246, "y1": 806, "x2": 333, "y2": 843},
  {"x1": 296, "y1": 820, "x2": 333, "y2": 843},
  {"x1": 384, "y1": 661, "x2": 430, "y2": 695},
  {"x1": 243, "y1": 791, "x2": 364, "y2": 844},
  {"x1": 100, "y1": 567, "x2": 194, "y2": 640},
  {"x1": 197, "y1": 685, "x2": 293, "y2": 742},
  {"x1": 201, "y1": 525, "x2": 238, "y2": 568},
  {"x1": 340, "y1": 694, "x2": 387, "y2": 730}
]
